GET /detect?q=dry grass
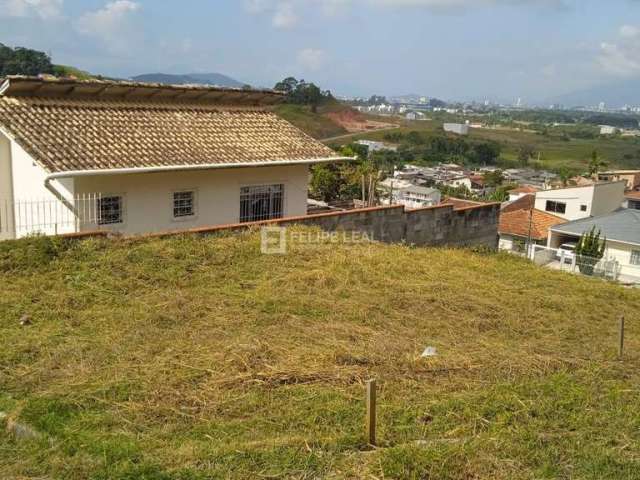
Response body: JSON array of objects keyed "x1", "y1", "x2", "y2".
[{"x1": 0, "y1": 228, "x2": 639, "y2": 479}]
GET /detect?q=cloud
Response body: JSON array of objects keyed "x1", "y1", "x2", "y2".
[
  {"x1": 272, "y1": 2, "x2": 298, "y2": 28},
  {"x1": 0, "y1": 0, "x2": 63, "y2": 19},
  {"x1": 75, "y1": 1, "x2": 140, "y2": 49},
  {"x1": 297, "y1": 48, "x2": 328, "y2": 71},
  {"x1": 598, "y1": 25, "x2": 640, "y2": 76},
  {"x1": 244, "y1": 0, "x2": 568, "y2": 28}
]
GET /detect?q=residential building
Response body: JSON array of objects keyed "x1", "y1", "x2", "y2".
[
  {"x1": 548, "y1": 209, "x2": 640, "y2": 282},
  {"x1": 600, "y1": 125, "x2": 618, "y2": 135},
  {"x1": 625, "y1": 191, "x2": 640, "y2": 210},
  {"x1": 508, "y1": 185, "x2": 540, "y2": 202},
  {"x1": 534, "y1": 181, "x2": 626, "y2": 221},
  {"x1": 499, "y1": 207, "x2": 566, "y2": 254},
  {"x1": 597, "y1": 170, "x2": 640, "y2": 190},
  {"x1": 443, "y1": 123, "x2": 469, "y2": 135},
  {"x1": 356, "y1": 140, "x2": 397, "y2": 154},
  {"x1": 0, "y1": 76, "x2": 349, "y2": 239},
  {"x1": 393, "y1": 185, "x2": 441, "y2": 209}
]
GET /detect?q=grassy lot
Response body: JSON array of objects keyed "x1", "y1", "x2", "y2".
[
  {"x1": 1, "y1": 230, "x2": 640, "y2": 479},
  {"x1": 354, "y1": 119, "x2": 640, "y2": 172}
]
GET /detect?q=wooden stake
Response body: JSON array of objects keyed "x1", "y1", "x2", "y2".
[
  {"x1": 366, "y1": 379, "x2": 377, "y2": 446},
  {"x1": 619, "y1": 315, "x2": 625, "y2": 360}
]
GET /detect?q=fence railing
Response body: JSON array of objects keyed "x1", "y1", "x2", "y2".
[
  {"x1": 530, "y1": 244, "x2": 640, "y2": 284},
  {"x1": 0, "y1": 194, "x2": 103, "y2": 239}
]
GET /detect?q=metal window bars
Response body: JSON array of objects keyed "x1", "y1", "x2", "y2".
[{"x1": 240, "y1": 184, "x2": 284, "y2": 223}]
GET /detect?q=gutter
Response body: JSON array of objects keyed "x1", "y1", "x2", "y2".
[{"x1": 43, "y1": 156, "x2": 355, "y2": 211}]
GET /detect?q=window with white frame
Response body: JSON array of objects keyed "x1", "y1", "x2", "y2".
[
  {"x1": 97, "y1": 196, "x2": 123, "y2": 225},
  {"x1": 240, "y1": 184, "x2": 284, "y2": 223},
  {"x1": 631, "y1": 250, "x2": 640, "y2": 266},
  {"x1": 173, "y1": 191, "x2": 195, "y2": 218}
]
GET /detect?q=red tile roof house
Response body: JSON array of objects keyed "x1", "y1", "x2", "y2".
[
  {"x1": 498, "y1": 194, "x2": 566, "y2": 254},
  {"x1": 0, "y1": 76, "x2": 351, "y2": 239}
]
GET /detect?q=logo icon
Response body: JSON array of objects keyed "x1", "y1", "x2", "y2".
[{"x1": 261, "y1": 226, "x2": 287, "y2": 254}]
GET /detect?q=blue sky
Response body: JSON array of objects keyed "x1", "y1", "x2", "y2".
[{"x1": 1, "y1": 0, "x2": 639, "y2": 102}]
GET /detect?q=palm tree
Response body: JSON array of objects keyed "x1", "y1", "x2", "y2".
[{"x1": 588, "y1": 150, "x2": 608, "y2": 178}]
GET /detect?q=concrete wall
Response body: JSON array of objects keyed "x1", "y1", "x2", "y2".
[
  {"x1": 0, "y1": 134, "x2": 13, "y2": 240},
  {"x1": 75, "y1": 164, "x2": 310, "y2": 235},
  {"x1": 591, "y1": 181, "x2": 626, "y2": 216},
  {"x1": 274, "y1": 203, "x2": 500, "y2": 249},
  {"x1": 1, "y1": 135, "x2": 76, "y2": 238}
]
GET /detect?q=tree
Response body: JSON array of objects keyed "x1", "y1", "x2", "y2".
[
  {"x1": 588, "y1": 150, "x2": 608, "y2": 177},
  {"x1": 483, "y1": 170, "x2": 504, "y2": 188},
  {"x1": 517, "y1": 145, "x2": 536, "y2": 166},
  {"x1": 470, "y1": 142, "x2": 501, "y2": 165},
  {"x1": 558, "y1": 167, "x2": 571, "y2": 187},
  {"x1": 574, "y1": 227, "x2": 606, "y2": 276},
  {"x1": 0, "y1": 43, "x2": 54, "y2": 76},
  {"x1": 273, "y1": 77, "x2": 334, "y2": 112}
]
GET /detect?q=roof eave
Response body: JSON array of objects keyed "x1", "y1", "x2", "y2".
[{"x1": 44, "y1": 156, "x2": 356, "y2": 180}]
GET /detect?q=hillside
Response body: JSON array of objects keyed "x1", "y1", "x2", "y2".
[
  {"x1": 273, "y1": 102, "x2": 397, "y2": 140},
  {"x1": 1, "y1": 229, "x2": 639, "y2": 479},
  {"x1": 131, "y1": 72, "x2": 245, "y2": 88}
]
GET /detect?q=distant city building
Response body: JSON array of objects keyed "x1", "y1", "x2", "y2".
[
  {"x1": 356, "y1": 140, "x2": 397, "y2": 154},
  {"x1": 443, "y1": 123, "x2": 470, "y2": 136},
  {"x1": 600, "y1": 125, "x2": 618, "y2": 135},
  {"x1": 406, "y1": 111, "x2": 425, "y2": 121}
]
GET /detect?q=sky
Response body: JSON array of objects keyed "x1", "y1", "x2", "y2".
[{"x1": 1, "y1": 0, "x2": 640, "y2": 103}]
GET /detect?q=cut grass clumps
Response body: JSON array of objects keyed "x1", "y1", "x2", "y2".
[{"x1": 0, "y1": 227, "x2": 639, "y2": 479}]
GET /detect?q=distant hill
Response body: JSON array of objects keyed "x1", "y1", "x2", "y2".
[
  {"x1": 131, "y1": 72, "x2": 245, "y2": 88},
  {"x1": 546, "y1": 77, "x2": 640, "y2": 109}
]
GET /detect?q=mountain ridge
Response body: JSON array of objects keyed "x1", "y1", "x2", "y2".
[{"x1": 131, "y1": 72, "x2": 246, "y2": 88}]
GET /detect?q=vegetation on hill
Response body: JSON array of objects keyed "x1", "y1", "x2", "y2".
[
  {"x1": 274, "y1": 77, "x2": 335, "y2": 113},
  {"x1": 0, "y1": 43, "x2": 53, "y2": 77},
  {"x1": 1, "y1": 231, "x2": 639, "y2": 479},
  {"x1": 273, "y1": 103, "x2": 348, "y2": 140},
  {"x1": 354, "y1": 117, "x2": 640, "y2": 172}
]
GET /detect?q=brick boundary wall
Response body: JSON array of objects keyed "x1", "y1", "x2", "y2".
[
  {"x1": 62, "y1": 203, "x2": 501, "y2": 249},
  {"x1": 137, "y1": 203, "x2": 499, "y2": 248}
]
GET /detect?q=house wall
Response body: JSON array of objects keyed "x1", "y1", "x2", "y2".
[
  {"x1": 499, "y1": 234, "x2": 515, "y2": 251},
  {"x1": 548, "y1": 231, "x2": 640, "y2": 281},
  {"x1": 0, "y1": 134, "x2": 13, "y2": 240},
  {"x1": 74, "y1": 164, "x2": 310, "y2": 235},
  {"x1": 535, "y1": 185, "x2": 595, "y2": 220},
  {"x1": 1, "y1": 137, "x2": 75, "y2": 238},
  {"x1": 605, "y1": 240, "x2": 640, "y2": 279},
  {"x1": 591, "y1": 181, "x2": 626, "y2": 216}
]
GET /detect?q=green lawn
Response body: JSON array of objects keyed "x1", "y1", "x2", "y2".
[{"x1": 1, "y1": 231, "x2": 639, "y2": 479}]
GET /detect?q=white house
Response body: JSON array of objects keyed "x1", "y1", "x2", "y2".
[
  {"x1": 534, "y1": 181, "x2": 626, "y2": 221},
  {"x1": 600, "y1": 125, "x2": 618, "y2": 135},
  {"x1": 548, "y1": 209, "x2": 640, "y2": 283},
  {"x1": 393, "y1": 185, "x2": 441, "y2": 209},
  {"x1": 0, "y1": 76, "x2": 349, "y2": 239},
  {"x1": 443, "y1": 123, "x2": 470, "y2": 136}
]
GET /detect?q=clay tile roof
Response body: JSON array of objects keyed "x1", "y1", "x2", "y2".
[
  {"x1": 625, "y1": 190, "x2": 640, "y2": 200},
  {"x1": 508, "y1": 185, "x2": 540, "y2": 194},
  {"x1": 442, "y1": 197, "x2": 486, "y2": 209},
  {"x1": 0, "y1": 76, "x2": 346, "y2": 173},
  {"x1": 499, "y1": 208, "x2": 566, "y2": 241},
  {"x1": 502, "y1": 193, "x2": 535, "y2": 214}
]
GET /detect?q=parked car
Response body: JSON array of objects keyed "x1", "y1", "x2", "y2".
[{"x1": 556, "y1": 242, "x2": 578, "y2": 263}]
